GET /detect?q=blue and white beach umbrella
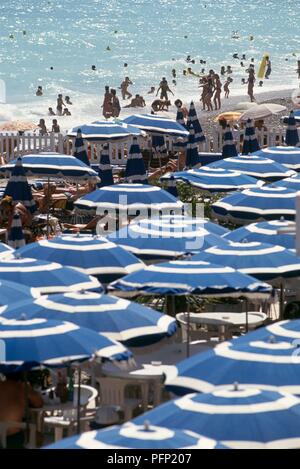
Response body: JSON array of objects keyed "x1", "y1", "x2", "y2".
[
  {"x1": 151, "y1": 135, "x2": 167, "y2": 155},
  {"x1": 223, "y1": 219, "x2": 295, "y2": 250},
  {"x1": 44, "y1": 422, "x2": 219, "y2": 449},
  {"x1": 122, "y1": 114, "x2": 189, "y2": 137},
  {"x1": 252, "y1": 147, "x2": 300, "y2": 171},
  {"x1": 68, "y1": 121, "x2": 143, "y2": 141},
  {"x1": 75, "y1": 184, "x2": 183, "y2": 212},
  {"x1": 0, "y1": 291, "x2": 177, "y2": 347},
  {"x1": 242, "y1": 119, "x2": 260, "y2": 154},
  {"x1": 273, "y1": 174, "x2": 300, "y2": 191},
  {"x1": 207, "y1": 154, "x2": 296, "y2": 182},
  {"x1": 285, "y1": 111, "x2": 300, "y2": 147},
  {"x1": 222, "y1": 125, "x2": 238, "y2": 158},
  {"x1": 18, "y1": 235, "x2": 144, "y2": 284},
  {"x1": 125, "y1": 138, "x2": 148, "y2": 184},
  {"x1": 212, "y1": 186, "x2": 297, "y2": 224},
  {"x1": 164, "y1": 175, "x2": 178, "y2": 198},
  {"x1": 0, "y1": 256, "x2": 102, "y2": 294},
  {"x1": 7, "y1": 213, "x2": 25, "y2": 250},
  {"x1": 173, "y1": 108, "x2": 187, "y2": 151},
  {"x1": 185, "y1": 126, "x2": 201, "y2": 168},
  {"x1": 98, "y1": 144, "x2": 114, "y2": 187},
  {"x1": 163, "y1": 339, "x2": 300, "y2": 396},
  {"x1": 73, "y1": 129, "x2": 90, "y2": 166},
  {"x1": 193, "y1": 241, "x2": 300, "y2": 281},
  {"x1": 0, "y1": 279, "x2": 40, "y2": 306},
  {"x1": 0, "y1": 316, "x2": 132, "y2": 373},
  {"x1": 186, "y1": 102, "x2": 206, "y2": 144},
  {"x1": 108, "y1": 217, "x2": 228, "y2": 262},
  {"x1": 162, "y1": 167, "x2": 263, "y2": 192},
  {"x1": 0, "y1": 153, "x2": 98, "y2": 182},
  {"x1": 235, "y1": 319, "x2": 300, "y2": 346},
  {"x1": 133, "y1": 387, "x2": 300, "y2": 449},
  {"x1": 0, "y1": 242, "x2": 14, "y2": 259},
  {"x1": 3, "y1": 157, "x2": 37, "y2": 214},
  {"x1": 109, "y1": 259, "x2": 272, "y2": 299}
]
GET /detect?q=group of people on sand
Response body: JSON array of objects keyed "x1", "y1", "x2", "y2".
[
  {"x1": 36, "y1": 88, "x2": 72, "y2": 117},
  {"x1": 199, "y1": 70, "x2": 231, "y2": 111},
  {"x1": 37, "y1": 118, "x2": 60, "y2": 135},
  {"x1": 102, "y1": 86, "x2": 121, "y2": 118}
]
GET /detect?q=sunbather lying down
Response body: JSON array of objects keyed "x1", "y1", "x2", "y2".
[
  {"x1": 148, "y1": 159, "x2": 178, "y2": 181},
  {"x1": 62, "y1": 213, "x2": 132, "y2": 234}
]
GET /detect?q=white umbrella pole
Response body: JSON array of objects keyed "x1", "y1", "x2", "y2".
[
  {"x1": 46, "y1": 177, "x2": 50, "y2": 238},
  {"x1": 76, "y1": 367, "x2": 82, "y2": 435},
  {"x1": 245, "y1": 298, "x2": 249, "y2": 333},
  {"x1": 186, "y1": 297, "x2": 190, "y2": 358}
]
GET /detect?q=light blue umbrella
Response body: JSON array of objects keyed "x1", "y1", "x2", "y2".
[
  {"x1": 3, "y1": 157, "x2": 37, "y2": 214},
  {"x1": 133, "y1": 386, "x2": 300, "y2": 448},
  {"x1": 0, "y1": 242, "x2": 14, "y2": 258},
  {"x1": 0, "y1": 279, "x2": 40, "y2": 306},
  {"x1": 0, "y1": 256, "x2": 102, "y2": 294},
  {"x1": 109, "y1": 259, "x2": 272, "y2": 299},
  {"x1": 68, "y1": 121, "x2": 143, "y2": 141},
  {"x1": 252, "y1": 147, "x2": 300, "y2": 171},
  {"x1": 212, "y1": 186, "x2": 297, "y2": 224},
  {"x1": 161, "y1": 167, "x2": 263, "y2": 192},
  {"x1": 122, "y1": 114, "x2": 189, "y2": 137},
  {"x1": 107, "y1": 216, "x2": 229, "y2": 261},
  {"x1": 222, "y1": 125, "x2": 238, "y2": 158},
  {"x1": 235, "y1": 319, "x2": 300, "y2": 346},
  {"x1": 18, "y1": 235, "x2": 144, "y2": 284},
  {"x1": 74, "y1": 183, "x2": 183, "y2": 212},
  {"x1": 73, "y1": 130, "x2": 90, "y2": 166},
  {"x1": 285, "y1": 111, "x2": 300, "y2": 147},
  {"x1": 242, "y1": 119, "x2": 260, "y2": 154},
  {"x1": 0, "y1": 316, "x2": 132, "y2": 373},
  {"x1": 0, "y1": 153, "x2": 99, "y2": 182},
  {"x1": 98, "y1": 144, "x2": 114, "y2": 187},
  {"x1": 207, "y1": 154, "x2": 296, "y2": 182},
  {"x1": 186, "y1": 102, "x2": 205, "y2": 144},
  {"x1": 125, "y1": 138, "x2": 148, "y2": 184},
  {"x1": 163, "y1": 338, "x2": 300, "y2": 396},
  {"x1": 0, "y1": 291, "x2": 177, "y2": 348},
  {"x1": 7, "y1": 213, "x2": 25, "y2": 249},
  {"x1": 44, "y1": 422, "x2": 219, "y2": 449},
  {"x1": 173, "y1": 108, "x2": 187, "y2": 151},
  {"x1": 185, "y1": 126, "x2": 201, "y2": 168},
  {"x1": 273, "y1": 174, "x2": 300, "y2": 191},
  {"x1": 193, "y1": 241, "x2": 300, "y2": 281},
  {"x1": 223, "y1": 219, "x2": 295, "y2": 250}
]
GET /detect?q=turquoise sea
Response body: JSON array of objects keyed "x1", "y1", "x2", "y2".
[{"x1": 0, "y1": 0, "x2": 299, "y2": 126}]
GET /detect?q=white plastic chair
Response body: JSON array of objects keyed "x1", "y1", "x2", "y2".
[
  {"x1": 176, "y1": 312, "x2": 217, "y2": 342},
  {"x1": 96, "y1": 377, "x2": 143, "y2": 422},
  {"x1": 43, "y1": 385, "x2": 98, "y2": 442}
]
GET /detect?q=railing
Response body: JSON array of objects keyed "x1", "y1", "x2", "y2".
[{"x1": 0, "y1": 128, "x2": 296, "y2": 164}]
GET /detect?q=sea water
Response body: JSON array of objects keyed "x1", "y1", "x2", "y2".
[{"x1": 0, "y1": 0, "x2": 299, "y2": 127}]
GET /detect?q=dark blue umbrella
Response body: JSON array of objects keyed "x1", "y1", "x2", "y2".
[
  {"x1": 185, "y1": 126, "x2": 201, "y2": 168},
  {"x1": 285, "y1": 111, "x2": 300, "y2": 147},
  {"x1": 253, "y1": 147, "x2": 300, "y2": 171},
  {"x1": 68, "y1": 121, "x2": 143, "y2": 141},
  {"x1": 7, "y1": 213, "x2": 25, "y2": 249},
  {"x1": 242, "y1": 119, "x2": 260, "y2": 154},
  {"x1": 151, "y1": 135, "x2": 167, "y2": 155},
  {"x1": 186, "y1": 102, "x2": 205, "y2": 144},
  {"x1": 173, "y1": 108, "x2": 187, "y2": 151},
  {"x1": 3, "y1": 157, "x2": 37, "y2": 214},
  {"x1": 222, "y1": 125, "x2": 238, "y2": 158},
  {"x1": 122, "y1": 114, "x2": 189, "y2": 137},
  {"x1": 98, "y1": 144, "x2": 114, "y2": 187},
  {"x1": 73, "y1": 129, "x2": 90, "y2": 166},
  {"x1": 125, "y1": 138, "x2": 148, "y2": 184},
  {"x1": 164, "y1": 175, "x2": 178, "y2": 198}
]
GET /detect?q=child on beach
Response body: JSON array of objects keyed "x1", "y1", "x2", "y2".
[
  {"x1": 174, "y1": 99, "x2": 188, "y2": 118},
  {"x1": 223, "y1": 78, "x2": 231, "y2": 98},
  {"x1": 65, "y1": 96, "x2": 73, "y2": 105},
  {"x1": 213, "y1": 74, "x2": 222, "y2": 110},
  {"x1": 38, "y1": 118, "x2": 47, "y2": 135},
  {"x1": 52, "y1": 119, "x2": 60, "y2": 133},
  {"x1": 147, "y1": 87, "x2": 155, "y2": 94},
  {"x1": 48, "y1": 107, "x2": 55, "y2": 116},
  {"x1": 36, "y1": 86, "x2": 43, "y2": 96},
  {"x1": 62, "y1": 108, "x2": 71, "y2": 116}
]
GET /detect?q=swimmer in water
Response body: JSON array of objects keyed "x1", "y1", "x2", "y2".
[
  {"x1": 62, "y1": 107, "x2": 71, "y2": 116},
  {"x1": 65, "y1": 96, "x2": 73, "y2": 105},
  {"x1": 172, "y1": 69, "x2": 176, "y2": 78},
  {"x1": 259, "y1": 80, "x2": 263, "y2": 87},
  {"x1": 36, "y1": 86, "x2": 43, "y2": 96},
  {"x1": 226, "y1": 65, "x2": 233, "y2": 74},
  {"x1": 56, "y1": 94, "x2": 65, "y2": 116},
  {"x1": 233, "y1": 53, "x2": 239, "y2": 59},
  {"x1": 147, "y1": 86, "x2": 155, "y2": 94},
  {"x1": 220, "y1": 66, "x2": 226, "y2": 76},
  {"x1": 91, "y1": 65, "x2": 96, "y2": 70},
  {"x1": 48, "y1": 107, "x2": 55, "y2": 116}
]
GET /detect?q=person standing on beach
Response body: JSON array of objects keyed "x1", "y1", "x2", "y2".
[
  {"x1": 111, "y1": 88, "x2": 121, "y2": 117},
  {"x1": 223, "y1": 78, "x2": 231, "y2": 98},
  {"x1": 56, "y1": 94, "x2": 65, "y2": 116},
  {"x1": 213, "y1": 74, "x2": 222, "y2": 110},
  {"x1": 247, "y1": 68, "x2": 256, "y2": 102},
  {"x1": 120, "y1": 77, "x2": 133, "y2": 100},
  {"x1": 156, "y1": 77, "x2": 174, "y2": 100},
  {"x1": 102, "y1": 86, "x2": 113, "y2": 118},
  {"x1": 265, "y1": 56, "x2": 272, "y2": 79}
]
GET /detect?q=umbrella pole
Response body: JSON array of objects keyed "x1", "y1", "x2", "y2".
[
  {"x1": 186, "y1": 296, "x2": 190, "y2": 358},
  {"x1": 279, "y1": 283, "x2": 284, "y2": 320},
  {"x1": 23, "y1": 371, "x2": 30, "y2": 446},
  {"x1": 245, "y1": 298, "x2": 249, "y2": 333},
  {"x1": 46, "y1": 177, "x2": 50, "y2": 238},
  {"x1": 76, "y1": 367, "x2": 82, "y2": 435}
]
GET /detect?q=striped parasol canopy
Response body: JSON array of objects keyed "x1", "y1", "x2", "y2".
[
  {"x1": 285, "y1": 111, "x2": 300, "y2": 147},
  {"x1": 73, "y1": 129, "x2": 90, "y2": 166},
  {"x1": 98, "y1": 144, "x2": 114, "y2": 187},
  {"x1": 3, "y1": 157, "x2": 37, "y2": 214},
  {"x1": 68, "y1": 121, "x2": 143, "y2": 141},
  {"x1": 122, "y1": 114, "x2": 189, "y2": 137},
  {"x1": 252, "y1": 147, "x2": 300, "y2": 171},
  {"x1": 242, "y1": 119, "x2": 260, "y2": 154},
  {"x1": 222, "y1": 125, "x2": 238, "y2": 158},
  {"x1": 185, "y1": 125, "x2": 201, "y2": 168},
  {"x1": 186, "y1": 101, "x2": 205, "y2": 143},
  {"x1": 7, "y1": 213, "x2": 25, "y2": 250},
  {"x1": 125, "y1": 138, "x2": 148, "y2": 184}
]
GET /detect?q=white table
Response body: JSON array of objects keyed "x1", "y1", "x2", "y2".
[{"x1": 188, "y1": 311, "x2": 267, "y2": 340}]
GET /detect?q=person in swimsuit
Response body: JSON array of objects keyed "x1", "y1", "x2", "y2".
[
  {"x1": 156, "y1": 77, "x2": 174, "y2": 100},
  {"x1": 102, "y1": 86, "x2": 113, "y2": 118},
  {"x1": 111, "y1": 88, "x2": 121, "y2": 117},
  {"x1": 120, "y1": 77, "x2": 133, "y2": 100},
  {"x1": 213, "y1": 74, "x2": 222, "y2": 110},
  {"x1": 247, "y1": 68, "x2": 256, "y2": 102},
  {"x1": 56, "y1": 94, "x2": 65, "y2": 116}
]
